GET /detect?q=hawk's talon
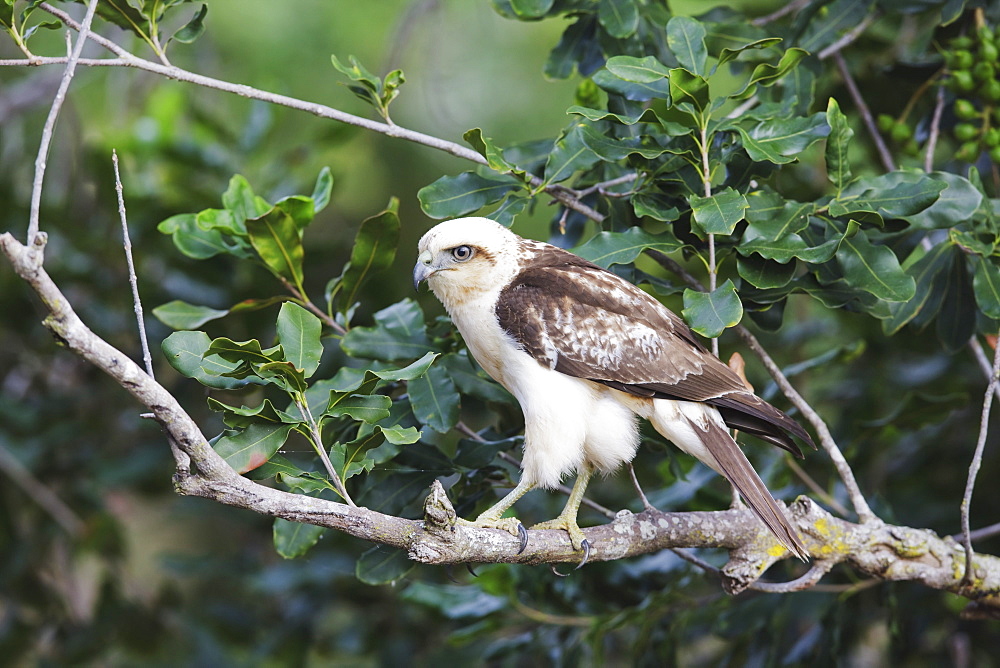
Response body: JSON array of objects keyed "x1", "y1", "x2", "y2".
[
  {"x1": 575, "y1": 539, "x2": 591, "y2": 569},
  {"x1": 466, "y1": 563, "x2": 479, "y2": 578},
  {"x1": 517, "y1": 523, "x2": 528, "y2": 554}
]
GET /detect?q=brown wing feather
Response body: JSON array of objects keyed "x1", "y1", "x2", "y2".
[
  {"x1": 695, "y1": 416, "x2": 809, "y2": 560},
  {"x1": 495, "y1": 248, "x2": 813, "y2": 453}
]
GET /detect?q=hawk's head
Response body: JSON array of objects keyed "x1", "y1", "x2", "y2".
[{"x1": 414, "y1": 217, "x2": 521, "y2": 306}]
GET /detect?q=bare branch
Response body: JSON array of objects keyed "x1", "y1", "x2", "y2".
[
  {"x1": 27, "y1": 0, "x2": 99, "y2": 245},
  {"x1": 112, "y1": 150, "x2": 154, "y2": 378},
  {"x1": 735, "y1": 326, "x2": 876, "y2": 522},
  {"x1": 832, "y1": 52, "x2": 896, "y2": 172},
  {"x1": 924, "y1": 82, "x2": 946, "y2": 172},
  {"x1": 751, "y1": 0, "x2": 809, "y2": 26},
  {"x1": 818, "y1": 13, "x2": 876, "y2": 60},
  {"x1": 0, "y1": 441, "x2": 85, "y2": 536},
  {"x1": 961, "y1": 328, "x2": 1000, "y2": 585}
]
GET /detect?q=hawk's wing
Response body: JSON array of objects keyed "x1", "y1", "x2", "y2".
[{"x1": 495, "y1": 261, "x2": 812, "y2": 455}]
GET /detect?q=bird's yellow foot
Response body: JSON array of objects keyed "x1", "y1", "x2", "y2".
[
  {"x1": 531, "y1": 516, "x2": 591, "y2": 567},
  {"x1": 456, "y1": 515, "x2": 529, "y2": 553}
]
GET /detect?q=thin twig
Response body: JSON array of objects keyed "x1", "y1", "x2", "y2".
[
  {"x1": 960, "y1": 328, "x2": 1000, "y2": 585},
  {"x1": 833, "y1": 51, "x2": 896, "y2": 173},
  {"x1": 750, "y1": 561, "x2": 833, "y2": 593},
  {"x1": 24, "y1": 3, "x2": 604, "y2": 224},
  {"x1": 954, "y1": 521, "x2": 1000, "y2": 544},
  {"x1": 112, "y1": 150, "x2": 154, "y2": 378},
  {"x1": 295, "y1": 397, "x2": 356, "y2": 506},
  {"x1": 27, "y1": 0, "x2": 99, "y2": 245},
  {"x1": 0, "y1": 441, "x2": 85, "y2": 536},
  {"x1": 817, "y1": 13, "x2": 876, "y2": 60},
  {"x1": 785, "y1": 456, "x2": 850, "y2": 517},
  {"x1": 736, "y1": 326, "x2": 876, "y2": 522},
  {"x1": 750, "y1": 0, "x2": 809, "y2": 26},
  {"x1": 924, "y1": 83, "x2": 946, "y2": 173}
]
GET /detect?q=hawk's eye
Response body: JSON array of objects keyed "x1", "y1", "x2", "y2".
[{"x1": 451, "y1": 245, "x2": 474, "y2": 262}]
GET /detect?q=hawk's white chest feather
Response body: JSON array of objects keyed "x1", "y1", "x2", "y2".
[{"x1": 436, "y1": 278, "x2": 641, "y2": 489}]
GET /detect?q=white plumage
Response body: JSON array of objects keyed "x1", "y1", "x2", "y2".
[{"x1": 414, "y1": 217, "x2": 813, "y2": 560}]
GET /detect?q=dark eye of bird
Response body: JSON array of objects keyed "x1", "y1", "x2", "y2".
[{"x1": 452, "y1": 245, "x2": 474, "y2": 262}]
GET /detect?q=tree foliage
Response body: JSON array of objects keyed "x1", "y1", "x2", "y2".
[{"x1": 2, "y1": 0, "x2": 1000, "y2": 664}]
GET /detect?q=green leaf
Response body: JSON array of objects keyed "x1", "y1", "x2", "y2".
[
  {"x1": 883, "y1": 243, "x2": 955, "y2": 335},
  {"x1": 463, "y1": 128, "x2": 519, "y2": 175},
  {"x1": 336, "y1": 199, "x2": 400, "y2": 315},
  {"x1": 573, "y1": 228, "x2": 683, "y2": 267},
  {"x1": 161, "y1": 331, "x2": 249, "y2": 390},
  {"x1": 689, "y1": 188, "x2": 749, "y2": 236},
  {"x1": 247, "y1": 206, "x2": 305, "y2": 287},
  {"x1": 158, "y1": 213, "x2": 230, "y2": 259},
  {"x1": 604, "y1": 55, "x2": 671, "y2": 83},
  {"x1": 973, "y1": 257, "x2": 1000, "y2": 320},
  {"x1": 311, "y1": 166, "x2": 334, "y2": 213},
  {"x1": 744, "y1": 191, "x2": 814, "y2": 241},
  {"x1": 737, "y1": 113, "x2": 830, "y2": 165},
  {"x1": 668, "y1": 67, "x2": 709, "y2": 110},
  {"x1": 341, "y1": 299, "x2": 434, "y2": 361},
  {"x1": 734, "y1": 47, "x2": 808, "y2": 99},
  {"x1": 276, "y1": 302, "x2": 323, "y2": 378},
  {"x1": 171, "y1": 3, "x2": 207, "y2": 43},
  {"x1": 799, "y1": 0, "x2": 874, "y2": 52},
  {"x1": 401, "y1": 581, "x2": 506, "y2": 620},
  {"x1": 153, "y1": 300, "x2": 228, "y2": 330},
  {"x1": 380, "y1": 424, "x2": 422, "y2": 445},
  {"x1": 543, "y1": 123, "x2": 600, "y2": 185},
  {"x1": 737, "y1": 254, "x2": 796, "y2": 289},
  {"x1": 208, "y1": 397, "x2": 298, "y2": 429},
  {"x1": 936, "y1": 253, "x2": 976, "y2": 352},
  {"x1": 578, "y1": 124, "x2": 671, "y2": 161},
  {"x1": 207, "y1": 337, "x2": 281, "y2": 365},
  {"x1": 825, "y1": 98, "x2": 853, "y2": 192},
  {"x1": 356, "y1": 546, "x2": 414, "y2": 585},
  {"x1": 716, "y1": 37, "x2": 783, "y2": 69},
  {"x1": 408, "y1": 364, "x2": 460, "y2": 433},
  {"x1": 667, "y1": 16, "x2": 708, "y2": 76},
  {"x1": 567, "y1": 105, "x2": 662, "y2": 126},
  {"x1": 632, "y1": 192, "x2": 681, "y2": 222},
  {"x1": 221, "y1": 174, "x2": 270, "y2": 229},
  {"x1": 836, "y1": 229, "x2": 915, "y2": 302},
  {"x1": 325, "y1": 394, "x2": 392, "y2": 424},
  {"x1": 214, "y1": 423, "x2": 296, "y2": 474},
  {"x1": 418, "y1": 171, "x2": 520, "y2": 219},
  {"x1": 592, "y1": 68, "x2": 672, "y2": 101},
  {"x1": 830, "y1": 172, "x2": 946, "y2": 223},
  {"x1": 597, "y1": 0, "x2": 638, "y2": 39},
  {"x1": 682, "y1": 280, "x2": 744, "y2": 338},
  {"x1": 510, "y1": 0, "x2": 553, "y2": 18},
  {"x1": 274, "y1": 518, "x2": 325, "y2": 559},
  {"x1": 903, "y1": 172, "x2": 983, "y2": 230},
  {"x1": 544, "y1": 16, "x2": 598, "y2": 80},
  {"x1": 256, "y1": 360, "x2": 308, "y2": 393}
]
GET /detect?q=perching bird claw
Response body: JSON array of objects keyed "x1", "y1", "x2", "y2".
[{"x1": 517, "y1": 522, "x2": 528, "y2": 554}]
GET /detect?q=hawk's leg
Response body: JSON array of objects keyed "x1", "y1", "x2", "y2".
[
  {"x1": 456, "y1": 476, "x2": 535, "y2": 552},
  {"x1": 531, "y1": 464, "x2": 593, "y2": 558}
]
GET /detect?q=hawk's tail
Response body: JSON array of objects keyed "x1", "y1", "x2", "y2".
[{"x1": 695, "y1": 417, "x2": 809, "y2": 561}]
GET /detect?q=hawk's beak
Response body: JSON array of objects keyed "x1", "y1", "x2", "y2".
[{"x1": 413, "y1": 250, "x2": 435, "y2": 290}]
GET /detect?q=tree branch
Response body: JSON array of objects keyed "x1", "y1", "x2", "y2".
[
  {"x1": 15, "y1": 3, "x2": 604, "y2": 224},
  {"x1": 27, "y1": 0, "x2": 98, "y2": 245},
  {"x1": 3, "y1": 230, "x2": 999, "y2": 613}
]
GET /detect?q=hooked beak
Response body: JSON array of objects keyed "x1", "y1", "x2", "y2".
[{"x1": 413, "y1": 249, "x2": 435, "y2": 290}]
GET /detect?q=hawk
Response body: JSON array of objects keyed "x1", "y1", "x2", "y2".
[{"x1": 414, "y1": 217, "x2": 814, "y2": 561}]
